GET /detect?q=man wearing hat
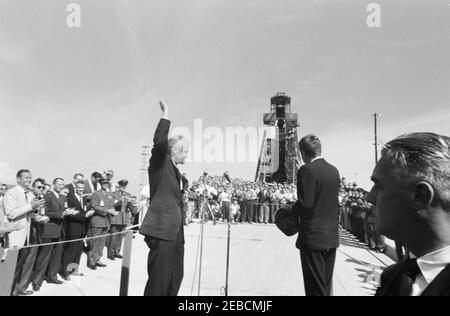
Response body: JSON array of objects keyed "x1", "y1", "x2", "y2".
[
  {"x1": 87, "y1": 178, "x2": 117, "y2": 269},
  {"x1": 107, "y1": 179, "x2": 136, "y2": 260},
  {"x1": 105, "y1": 170, "x2": 116, "y2": 193},
  {"x1": 230, "y1": 198, "x2": 241, "y2": 223}
]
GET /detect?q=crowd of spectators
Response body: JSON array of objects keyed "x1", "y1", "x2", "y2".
[
  {"x1": 339, "y1": 178, "x2": 386, "y2": 252},
  {"x1": 0, "y1": 169, "x2": 140, "y2": 296},
  {"x1": 1, "y1": 169, "x2": 389, "y2": 296},
  {"x1": 183, "y1": 174, "x2": 386, "y2": 253},
  {"x1": 184, "y1": 173, "x2": 297, "y2": 224}
]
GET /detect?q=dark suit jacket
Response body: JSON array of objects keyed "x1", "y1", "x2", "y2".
[
  {"x1": 90, "y1": 190, "x2": 112, "y2": 229},
  {"x1": 293, "y1": 158, "x2": 340, "y2": 251},
  {"x1": 376, "y1": 262, "x2": 450, "y2": 296},
  {"x1": 65, "y1": 193, "x2": 88, "y2": 237},
  {"x1": 41, "y1": 192, "x2": 67, "y2": 239},
  {"x1": 140, "y1": 118, "x2": 184, "y2": 241},
  {"x1": 65, "y1": 183, "x2": 76, "y2": 196}
]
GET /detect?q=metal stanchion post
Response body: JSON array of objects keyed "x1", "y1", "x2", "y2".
[
  {"x1": 119, "y1": 230, "x2": 133, "y2": 296},
  {"x1": 0, "y1": 248, "x2": 19, "y2": 296}
]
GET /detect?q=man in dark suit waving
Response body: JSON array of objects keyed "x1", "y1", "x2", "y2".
[
  {"x1": 368, "y1": 133, "x2": 450, "y2": 296},
  {"x1": 140, "y1": 100, "x2": 189, "y2": 296},
  {"x1": 293, "y1": 135, "x2": 340, "y2": 296}
]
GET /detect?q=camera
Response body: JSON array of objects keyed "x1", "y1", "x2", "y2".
[{"x1": 35, "y1": 194, "x2": 46, "y2": 215}]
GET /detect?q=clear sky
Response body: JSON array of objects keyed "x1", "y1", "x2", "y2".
[{"x1": 0, "y1": 0, "x2": 448, "y2": 193}]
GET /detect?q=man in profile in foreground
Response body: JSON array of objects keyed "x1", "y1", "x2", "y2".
[{"x1": 368, "y1": 132, "x2": 450, "y2": 296}]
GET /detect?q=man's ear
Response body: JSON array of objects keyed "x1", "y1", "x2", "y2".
[{"x1": 413, "y1": 182, "x2": 435, "y2": 209}]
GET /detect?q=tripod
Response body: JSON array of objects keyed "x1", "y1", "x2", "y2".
[{"x1": 191, "y1": 189, "x2": 216, "y2": 296}]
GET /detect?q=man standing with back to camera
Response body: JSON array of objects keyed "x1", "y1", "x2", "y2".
[
  {"x1": 140, "y1": 100, "x2": 189, "y2": 296},
  {"x1": 293, "y1": 135, "x2": 340, "y2": 296}
]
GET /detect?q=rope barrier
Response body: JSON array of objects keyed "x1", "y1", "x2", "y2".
[
  {"x1": 2, "y1": 224, "x2": 141, "y2": 252},
  {"x1": 189, "y1": 201, "x2": 295, "y2": 207}
]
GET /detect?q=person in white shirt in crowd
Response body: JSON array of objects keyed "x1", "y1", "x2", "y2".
[
  {"x1": 2, "y1": 169, "x2": 46, "y2": 296},
  {"x1": 249, "y1": 185, "x2": 258, "y2": 224},
  {"x1": 135, "y1": 184, "x2": 150, "y2": 229},
  {"x1": 219, "y1": 188, "x2": 232, "y2": 222},
  {"x1": 230, "y1": 199, "x2": 241, "y2": 223},
  {"x1": 0, "y1": 183, "x2": 22, "y2": 249}
]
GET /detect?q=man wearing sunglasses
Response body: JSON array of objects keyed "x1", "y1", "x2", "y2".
[{"x1": 12, "y1": 179, "x2": 49, "y2": 295}]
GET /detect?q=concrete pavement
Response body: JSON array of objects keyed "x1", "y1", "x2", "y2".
[{"x1": 33, "y1": 222, "x2": 394, "y2": 296}]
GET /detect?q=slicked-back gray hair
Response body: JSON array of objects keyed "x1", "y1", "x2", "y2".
[{"x1": 379, "y1": 132, "x2": 450, "y2": 210}]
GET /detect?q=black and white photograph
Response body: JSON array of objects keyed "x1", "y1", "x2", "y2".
[{"x1": 0, "y1": 0, "x2": 449, "y2": 300}]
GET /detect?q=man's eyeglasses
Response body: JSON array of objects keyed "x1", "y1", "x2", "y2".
[{"x1": 35, "y1": 186, "x2": 45, "y2": 190}]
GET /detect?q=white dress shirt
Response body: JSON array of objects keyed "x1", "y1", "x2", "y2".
[
  {"x1": 75, "y1": 193, "x2": 84, "y2": 210},
  {"x1": 311, "y1": 156, "x2": 324, "y2": 163},
  {"x1": 2, "y1": 185, "x2": 34, "y2": 247},
  {"x1": 411, "y1": 245, "x2": 450, "y2": 296}
]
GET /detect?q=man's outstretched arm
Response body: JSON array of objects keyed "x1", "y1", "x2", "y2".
[{"x1": 150, "y1": 100, "x2": 171, "y2": 168}]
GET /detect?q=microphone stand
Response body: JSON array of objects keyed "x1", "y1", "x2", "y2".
[
  {"x1": 196, "y1": 177, "x2": 216, "y2": 296},
  {"x1": 225, "y1": 205, "x2": 231, "y2": 296},
  {"x1": 223, "y1": 174, "x2": 233, "y2": 296}
]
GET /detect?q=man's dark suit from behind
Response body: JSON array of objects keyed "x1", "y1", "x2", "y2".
[
  {"x1": 294, "y1": 135, "x2": 340, "y2": 296},
  {"x1": 140, "y1": 102, "x2": 186, "y2": 296}
]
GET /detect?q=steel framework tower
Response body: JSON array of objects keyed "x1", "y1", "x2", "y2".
[{"x1": 256, "y1": 92, "x2": 301, "y2": 184}]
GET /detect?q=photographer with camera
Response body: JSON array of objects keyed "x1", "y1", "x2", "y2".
[{"x1": 11, "y1": 178, "x2": 50, "y2": 295}]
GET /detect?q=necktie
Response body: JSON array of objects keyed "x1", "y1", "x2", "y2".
[
  {"x1": 394, "y1": 258, "x2": 421, "y2": 296},
  {"x1": 24, "y1": 191, "x2": 30, "y2": 245}
]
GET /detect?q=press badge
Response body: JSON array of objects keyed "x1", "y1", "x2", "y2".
[{"x1": 100, "y1": 200, "x2": 105, "y2": 207}]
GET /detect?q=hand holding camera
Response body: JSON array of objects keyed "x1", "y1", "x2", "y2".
[{"x1": 31, "y1": 198, "x2": 46, "y2": 211}]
